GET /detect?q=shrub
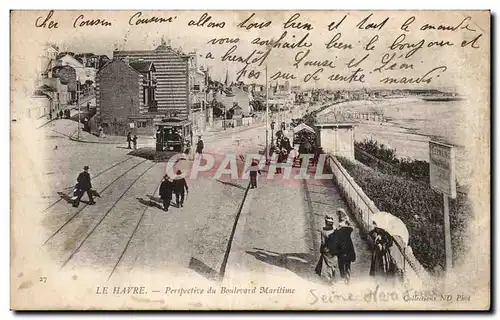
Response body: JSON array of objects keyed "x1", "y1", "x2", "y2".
[
  {"x1": 336, "y1": 156, "x2": 472, "y2": 273},
  {"x1": 355, "y1": 138, "x2": 430, "y2": 182}
]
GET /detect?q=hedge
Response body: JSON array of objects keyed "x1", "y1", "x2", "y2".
[
  {"x1": 355, "y1": 138, "x2": 430, "y2": 182},
  {"x1": 337, "y1": 156, "x2": 472, "y2": 274}
]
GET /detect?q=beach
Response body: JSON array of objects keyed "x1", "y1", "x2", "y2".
[{"x1": 319, "y1": 97, "x2": 472, "y2": 187}]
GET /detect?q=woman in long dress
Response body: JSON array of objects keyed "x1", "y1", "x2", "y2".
[
  {"x1": 369, "y1": 224, "x2": 396, "y2": 278},
  {"x1": 315, "y1": 214, "x2": 336, "y2": 284}
]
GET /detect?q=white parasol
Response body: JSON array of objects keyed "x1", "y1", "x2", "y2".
[{"x1": 372, "y1": 211, "x2": 410, "y2": 246}]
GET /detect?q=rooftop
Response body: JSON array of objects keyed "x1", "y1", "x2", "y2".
[{"x1": 129, "y1": 60, "x2": 156, "y2": 73}]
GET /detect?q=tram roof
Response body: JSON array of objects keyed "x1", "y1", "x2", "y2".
[{"x1": 154, "y1": 118, "x2": 192, "y2": 126}]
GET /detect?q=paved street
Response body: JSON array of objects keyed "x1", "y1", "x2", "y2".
[
  {"x1": 224, "y1": 164, "x2": 372, "y2": 289},
  {"x1": 25, "y1": 117, "x2": 372, "y2": 289}
]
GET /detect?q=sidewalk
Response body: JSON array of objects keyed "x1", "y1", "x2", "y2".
[
  {"x1": 36, "y1": 95, "x2": 96, "y2": 129},
  {"x1": 198, "y1": 120, "x2": 265, "y2": 140},
  {"x1": 69, "y1": 131, "x2": 155, "y2": 146},
  {"x1": 64, "y1": 120, "x2": 265, "y2": 147},
  {"x1": 224, "y1": 164, "x2": 372, "y2": 286}
]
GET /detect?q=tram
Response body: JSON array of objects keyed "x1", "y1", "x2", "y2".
[{"x1": 155, "y1": 118, "x2": 193, "y2": 152}]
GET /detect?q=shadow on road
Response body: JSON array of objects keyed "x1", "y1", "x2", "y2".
[
  {"x1": 57, "y1": 191, "x2": 74, "y2": 204},
  {"x1": 139, "y1": 196, "x2": 180, "y2": 209},
  {"x1": 188, "y1": 257, "x2": 220, "y2": 282},
  {"x1": 312, "y1": 200, "x2": 335, "y2": 207},
  {"x1": 57, "y1": 191, "x2": 94, "y2": 206},
  {"x1": 136, "y1": 197, "x2": 163, "y2": 210},
  {"x1": 216, "y1": 179, "x2": 246, "y2": 191},
  {"x1": 246, "y1": 248, "x2": 322, "y2": 284},
  {"x1": 146, "y1": 195, "x2": 162, "y2": 203}
]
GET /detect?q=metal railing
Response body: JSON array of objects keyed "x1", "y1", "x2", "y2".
[{"x1": 325, "y1": 154, "x2": 428, "y2": 283}]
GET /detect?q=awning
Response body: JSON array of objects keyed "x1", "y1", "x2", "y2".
[{"x1": 293, "y1": 123, "x2": 315, "y2": 134}]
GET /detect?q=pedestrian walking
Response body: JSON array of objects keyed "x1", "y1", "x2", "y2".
[
  {"x1": 98, "y1": 125, "x2": 104, "y2": 139},
  {"x1": 332, "y1": 208, "x2": 356, "y2": 284},
  {"x1": 369, "y1": 222, "x2": 396, "y2": 279},
  {"x1": 184, "y1": 139, "x2": 192, "y2": 160},
  {"x1": 173, "y1": 170, "x2": 189, "y2": 207},
  {"x1": 132, "y1": 135, "x2": 138, "y2": 150},
  {"x1": 196, "y1": 136, "x2": 204, "y2": 157},
  {"x1": 83, "y1": 117, "x2": 89, "y2": 133},
  {"x1": 315, "y1": 214, "x2": 336, "y2": 284},
  {"x1": 159, "y1": 175, "x2": 173, "y2": 212},
  {"x1": 127, "y1": 132, "x2": 132, "y2": 149},
  {"x1": 59, "y1": 110, "x2": 63, "y2": 119},
  {"x1": 73, "y1": 166, "x2": 95, "y2": 207},
  {"x1": 272, "y1": 149, "x2": 281, "y2": 174},
  {"x1": 246, "y1": 160, "x2": 262, "y2": 189}
]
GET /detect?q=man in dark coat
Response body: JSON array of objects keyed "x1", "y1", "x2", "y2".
[
  {"x1": 172, "y1": 170, "x2": 189, "y2": 207},
  {"x1": 73, "y1": 166, "x2": 95, "y2": 207},
  {"x1": 159, "y1": 175, "x2": 173, "y2": 212},
  {"x1": 127, "y1": 132, "x2": 132, "y2": 149},
  {"x1": 246, "y1": 160, "x2": 262, "y2": 189},
  {"x1": 196, "y1": 136, "x2": 204, "y2": 156},
  {"x1": 328, "y1": 208, "x2": 356, "y2": 283},
  {"x1": 132, "y1": 135, "x2": 138, "y2": 150}
]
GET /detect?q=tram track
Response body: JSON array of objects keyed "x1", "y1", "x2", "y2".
[
  {"x1": 107, "y1": 181, "x2": 162, "y2": 281},
  {"x1": 42, "y1": 158, "x2": 148, "y2": 246},
  {"x1": 60, "y1": 161, "x2": 158, "y2": 269},
  {"x1": 42, "y1": 156, "x2": 135, "y2": 213}
]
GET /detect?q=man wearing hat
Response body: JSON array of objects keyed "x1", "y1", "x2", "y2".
[
  {"x1": 332, "y1": 208, "x2": 356, "y2": 284},
  {"x1": 159, "y1": 174, "x2": 174, "y2": 212},
  {"x1": 196, "y1": 136, "x2": 204, "y2": 157},
  {"x1": 172, "y1": 170, "x2": 189, "y2": 207},
  {"x1": 73, "y1": 166, "x2": 95, "y2": 207}
]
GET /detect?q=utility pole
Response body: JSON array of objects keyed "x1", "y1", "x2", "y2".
[
  {"x1": 265, "y1": 65, "x2": 269, "y2": 162},
  {"x1": 77, "y1": 79, "x2": 80, "y2": 139}
]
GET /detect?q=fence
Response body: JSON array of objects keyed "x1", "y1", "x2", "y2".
[{"x1": 325, "y1": 154, "x2": 429, "y2": 284}]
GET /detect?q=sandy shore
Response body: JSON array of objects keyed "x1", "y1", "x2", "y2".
[{"x1": 319, "y1": 98, "x2": 471, "y2": 187}]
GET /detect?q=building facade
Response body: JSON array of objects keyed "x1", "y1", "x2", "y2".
[
  {"x1": 96, "y1": 58, "x2": 158, "y2": 135},
  {"x1": 52, "y1": 65, "x2": 77, "y2": 101},
  {"x1": 114, "y1": 44, "x2": 191, "y2": 118}
]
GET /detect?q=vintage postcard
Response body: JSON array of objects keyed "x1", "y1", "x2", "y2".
[{"x1": 10, "y1": 10, "x2": 490, "y2": 310}]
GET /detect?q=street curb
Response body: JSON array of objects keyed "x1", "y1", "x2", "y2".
[
  {"x1": 218, "y1": 182, "x2": 252, "y2": 279},
  {"x1": 68, "y1": 134, "x2": 124, "y2": 145},
  {"x1": 222, "y1": 187, "x2": 254, "y2": 282}
]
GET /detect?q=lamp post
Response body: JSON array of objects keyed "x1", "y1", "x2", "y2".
[
  {"x1": 265, "y1": 65, "x2": 269, "y2": 161},
  {"x1": 77, "y1": 77, "x2": 80, "y2": 139},
  {"x1": 271, "y1": 121, "x2": 275, "y2": 149},
  {"x1": 223, "y1": 102, "x2": 227, "y2": 130}
]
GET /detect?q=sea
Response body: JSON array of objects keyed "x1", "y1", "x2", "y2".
[{"x1": 322, "y1": 97, "x2": 474, "y2": 188}]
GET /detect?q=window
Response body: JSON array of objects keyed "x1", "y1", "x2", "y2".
[{"x1": 137, "y1": 121, "x2": 148, "y2": 128}]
